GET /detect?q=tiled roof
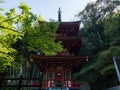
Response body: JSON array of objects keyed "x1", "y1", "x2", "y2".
[{"x1": 56, "y1": 21, "x2": 81, "y2": 36}]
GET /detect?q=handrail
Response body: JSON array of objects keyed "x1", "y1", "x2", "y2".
[{"x1": 0, "y1": 76, "x2": 41, "y2": 90}]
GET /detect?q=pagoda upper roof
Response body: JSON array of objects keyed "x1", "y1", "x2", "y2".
[{"x1": 56, "y1": 21, "x2": 81, "y2": 36}]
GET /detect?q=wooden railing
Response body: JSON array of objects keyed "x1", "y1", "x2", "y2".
[
  {"x1": 0, "y1": 76, "x2": 42, "y2": 90},
  {"x1": 72, "y1": 82, "x2": 83, "y2": 87}
]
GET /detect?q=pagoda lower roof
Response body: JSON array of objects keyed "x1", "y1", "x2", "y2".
[{"x1": 31, "y1": 55, "x2": 88, "y2": 72}]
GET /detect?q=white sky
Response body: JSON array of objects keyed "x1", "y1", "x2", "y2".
[{"x1": 0, "y1": 0, "x2": 97, "y2": 21}]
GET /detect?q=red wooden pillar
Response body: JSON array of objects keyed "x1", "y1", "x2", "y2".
[{"x1": 46, "y1": 70, "x2": 48, "y2": 87}]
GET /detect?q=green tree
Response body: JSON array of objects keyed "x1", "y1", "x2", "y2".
[
  {"x1": 104, "y1": 12, "x2": 120, "y2": 46},
  {"x1": 0, "y1": 2, "x2": 63, "y2": 75},
  {"x1": 10, "y1": 3, "x2": 63, "y2": 90},
  {"x1": 17, "y1": 2, "x2": 63, "y2": 55},
  {"x1": 97, "y1": 12, "x2": 120, "y2": 75},
  {"x1": 0, "y1": 8, "x2": 22, "y2": 73},
  {"x1": 77, "y1": 3, "x2": 106, "y2": 59},
  {"x1": 75, "y1": 2, "x2": 120, "y2": 90}
]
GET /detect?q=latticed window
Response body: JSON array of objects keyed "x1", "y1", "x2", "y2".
[
  {"x1": 65, "y1": 71, "x2": 70, "y2": 79},
  {"x1": 49, "y1": 71, "x2": 53, "y2": 79}
]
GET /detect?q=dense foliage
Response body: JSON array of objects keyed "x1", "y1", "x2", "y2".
[
  {"x1": 0, "y1": 2, "x2": 63, "y2": 75},
  {"x1": 76, "y1": 1, "x2": 120, "y2": 90},
  {"x1": 0, "y1": 6, "x2": 23, "y2": 73}
]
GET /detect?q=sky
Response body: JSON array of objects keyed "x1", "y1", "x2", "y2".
[{"x1": 0, "y1": 0, "x2": 96, "y2": 21}]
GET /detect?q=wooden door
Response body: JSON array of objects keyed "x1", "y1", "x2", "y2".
[{"x1": 55, "y1": 67, "x2": 64, "y2": 87}]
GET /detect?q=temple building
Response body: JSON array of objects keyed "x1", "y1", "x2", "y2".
[{"x1": 31, "y1": 8, "x2": 88, "y2": 90}]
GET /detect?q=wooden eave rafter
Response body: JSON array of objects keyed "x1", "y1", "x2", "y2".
[
  {"x1": 31, "y1": 55, "x2": 87, "y2": 61},
  {"x1": 56, "y1": 36, "x2": 83, "y2": 41}
]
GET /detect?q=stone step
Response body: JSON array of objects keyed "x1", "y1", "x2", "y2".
[{"x1": 50, "y1": 88, "x2": 67, "y2": 90}]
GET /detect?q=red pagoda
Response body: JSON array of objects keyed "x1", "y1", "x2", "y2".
[{"x1": 31, "y1": 8, "x2": 88, "y2": 90}]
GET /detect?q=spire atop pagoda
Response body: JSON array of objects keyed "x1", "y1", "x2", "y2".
[{"x1": 58, "y1": 7, "x2": 62, "y2": 22}]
